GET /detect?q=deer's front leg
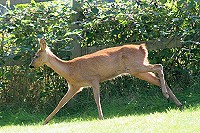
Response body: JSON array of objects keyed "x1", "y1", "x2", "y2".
[{"x1": 44, "y1": 85, "x2": 78, "y2": 125}]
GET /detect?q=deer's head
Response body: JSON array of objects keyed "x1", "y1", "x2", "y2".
[{"x1": 30, "y1": 39, "x2": 49, "y2": 68}]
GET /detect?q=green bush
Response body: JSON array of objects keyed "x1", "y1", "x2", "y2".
[{"x1": 0, "y1": 0, "x2": 199, "y2": 114}]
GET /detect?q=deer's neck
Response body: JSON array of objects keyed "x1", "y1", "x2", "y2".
[{"x1": 45, "y1": 51, "x2": 70, "y2": 78}]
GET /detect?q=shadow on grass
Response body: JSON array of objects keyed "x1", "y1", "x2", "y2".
[
  {"x1": 0, "y1": 96, "x2": 197, "y2": 127},
  {"x1": 0, "y1": 109, "x2": 44, "y2": 126},
  {"x1": 1, "y1": 82, "x2": 200, "y2": 126}
]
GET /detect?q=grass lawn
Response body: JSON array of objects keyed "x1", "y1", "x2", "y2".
[
  {"x1": 1, "y1": 77, "x2": 200, "y2": 133},
  {"x1": 1, "y1": 107, "x2": 200, "y2": 133}
]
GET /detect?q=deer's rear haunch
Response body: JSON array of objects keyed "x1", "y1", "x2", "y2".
[{"x1": 30, "y1": 39, "x2": 183, "y2": 124}]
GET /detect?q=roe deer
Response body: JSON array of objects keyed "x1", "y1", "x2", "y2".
[{"x1": 30, "y1": 38, "x2": 183, "y2": 124}]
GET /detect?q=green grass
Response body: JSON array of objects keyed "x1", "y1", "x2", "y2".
[
  {"x1": 1, "y1": 108, "x2": 200, "y2": 133},
  {"x1": 1, "y1": 77, "x2": 199, "y2": 133}
]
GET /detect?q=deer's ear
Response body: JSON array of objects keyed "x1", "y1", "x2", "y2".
[{"x1": 38, "y1": 38, "x2": 47, "y2": 51}]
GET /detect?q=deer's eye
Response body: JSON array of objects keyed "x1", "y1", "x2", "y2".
[{"x1": 35, "y1": 55, "x2": 39, "y2": 58}]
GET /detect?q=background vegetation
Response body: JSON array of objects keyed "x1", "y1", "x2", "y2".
[{"x1": 0, "y1": 0, "x2": 199, "y2": 126}]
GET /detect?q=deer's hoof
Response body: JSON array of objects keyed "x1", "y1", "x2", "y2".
[
  {"x1": 43, "y1": 121, "x2": 49, "y2": 125},
  {"x1": 178, "y1": 104, "x2": 184, "y2": 111}
]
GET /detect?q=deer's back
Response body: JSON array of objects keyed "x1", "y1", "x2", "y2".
[{"x1": 67, "y1": 44, "x2": 149, "y2": 83}]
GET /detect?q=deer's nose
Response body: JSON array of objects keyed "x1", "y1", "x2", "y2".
[{"x1": 29, "y1": 65, "x2": 34, "y2": 68}]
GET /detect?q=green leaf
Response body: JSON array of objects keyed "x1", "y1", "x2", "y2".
[
  {"x1": 172, "y1": 18, "x2": 179, "y2": 22},
  {"x1": 31, "y1": 0, "x2": 36, "y2": 6},
  {"x1": 21, "y1": 20, "x2": 32, "y2": 24},
  {"x1": 0, "y1": 59, "x2": 5, "y2": 66},
  {"x1": 29, "y1": 23, "x2": 35, "y2": 27},
  {"x1": 92, "y1": 7, "x2": 99, "y2": 14},
  {"x1": 13, "y1": 55, "x2": 22, "y2": 60}
]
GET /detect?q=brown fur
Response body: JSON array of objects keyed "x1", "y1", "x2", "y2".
[{"x1": 30, "y1": 39, "x2": 182, "y2": 124}]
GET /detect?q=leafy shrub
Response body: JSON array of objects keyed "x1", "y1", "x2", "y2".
[{"x1": 0, "y1": 0, "x2": 199, "y2": 114}]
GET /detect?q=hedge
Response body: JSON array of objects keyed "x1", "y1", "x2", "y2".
[{"x1": 0, "y1": 0, "x2": 199, "y2": 113}]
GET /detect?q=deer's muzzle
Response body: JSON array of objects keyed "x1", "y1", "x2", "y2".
[{"x1": 29, "y1": 65, "x2": 35, "y2": 68}]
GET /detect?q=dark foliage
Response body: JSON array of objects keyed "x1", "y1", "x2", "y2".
[{"x1": 0, "y1": 0, "x2": 199, "y2": 116}]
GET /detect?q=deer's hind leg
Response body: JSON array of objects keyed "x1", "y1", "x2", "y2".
[
  {"x1": 91, "y1": 80, "x2": 104, "y2": 120},
  {"x1": 129, "y1": 64, "x2": 169, "y2": 99},
  {"x1": 134, "y1": 72, "x2": 183, "y2": 110}
]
